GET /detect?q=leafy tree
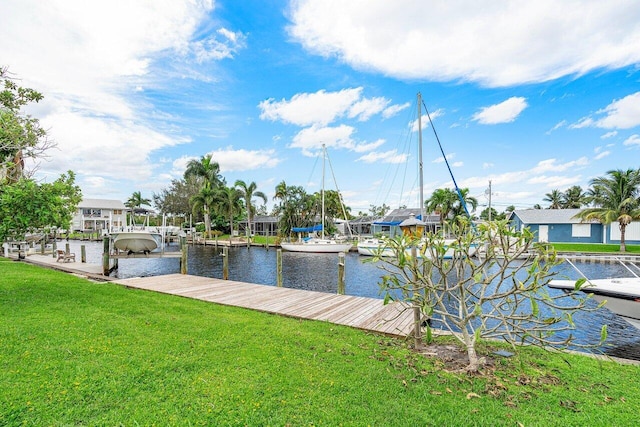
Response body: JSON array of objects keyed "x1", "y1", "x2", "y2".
[
  {"x1": 190, "y1": 186, "x2": 216, "y2": 236},
  {"x1": 372, "y1": 218, "x2": 604, "y2": 372},
  {"x1": 369, "y1": 203, "x2": 390, "y2": 218},
  {"x1": 0, "y1": 171, "x2": 82, "y2": 241},
  {"x1": 575, "y1": 168, "x2": 640, "y2": 252},
  {"x1": 153, "y1": 176, "x2": 201, "y2": 219},
  {"x1": 478, "y1": 207, "x2": 503, "y2": 221},
  {"x1": 450, "y1": 188, "x2": 478, "y2": 218},
  {"x1": 1, "y1": 67, "x2": 53, "y2": 183},
  {"x1": 235, "y1": 179, "x2": 267, "y2": 239},
  {"x1": 214, "y1": 185, "x2": 243, "y2": 241},
  {"x1": 272, "y1": 184, "x2": 315, "y2": 237}
]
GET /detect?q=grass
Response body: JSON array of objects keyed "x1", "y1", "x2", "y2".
[
  {"x1": 1, "y1": 257, "x2": 640, "y2": 426},
  {"x1": 550, "y1": 243, "x2": 640, "y2": 254}
]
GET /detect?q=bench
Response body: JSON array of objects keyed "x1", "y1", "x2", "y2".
[{"x1": 56, "y1": 249, "x2": 76, "y2": 263}]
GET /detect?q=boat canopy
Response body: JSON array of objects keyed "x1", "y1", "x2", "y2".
[{"x1": 292, "y1": 224, "x2": 323, "y2": 233}]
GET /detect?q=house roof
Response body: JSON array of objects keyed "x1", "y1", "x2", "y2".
[
  {"x1": 78, "y1": 198, "x2": 127, "y2": 210},
  {"x1": 510, "y1": 209, "x2": 591, "y2": 224},
  {"x1": 379, "y1": 208, "x2": 440, "y2": 225}
]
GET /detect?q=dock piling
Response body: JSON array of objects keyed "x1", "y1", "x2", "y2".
[
  {"x1": 222, "y1": 246, "x2": 229, "y2": 280},
  {"x1": 337, "y1": 252, "x2": 346, "y2": 295}
]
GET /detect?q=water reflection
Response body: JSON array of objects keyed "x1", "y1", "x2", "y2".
[{"x1": 61, "y1": 240, "x2": 640, "y2": 357}]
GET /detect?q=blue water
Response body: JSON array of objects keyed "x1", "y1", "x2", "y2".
[{"x1": 62, "y1": 240, "x2": 640, "y2": 358}]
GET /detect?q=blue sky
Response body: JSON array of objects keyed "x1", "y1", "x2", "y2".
[{"x1": 2, "y1": 0, "x2": 640, "y2": 214}]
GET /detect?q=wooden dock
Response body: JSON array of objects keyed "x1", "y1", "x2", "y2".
[{"x1": 114, "y1": 274, "x2": 416, "y2": 337}]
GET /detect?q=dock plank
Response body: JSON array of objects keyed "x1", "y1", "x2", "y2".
[{"x1": 114, "y1": 274, "x2": 415, "y2": 337}]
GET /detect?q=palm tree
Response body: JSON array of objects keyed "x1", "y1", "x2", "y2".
[
  {"x1": 215, "y1": 185, "x2": 243, "y2": 242},
  {"x1": 575, "y1": 168, "x2": 640, "y2": 252},
  {"x1": 543, "y1": 189, "x2": 563, "y2": 209},
  {"x1": 235, "y1": 180, "x2": 267, "y2": 240},
  {"x1": 189, "y1": 187, "x2": 216, "y2": 236},
  {"x1": 125, "y1": 191, "x2": 151, "y2": 225},
  {"x1": 450, "y1": 188, "x2": 478, "y2": 218},
  {"x1": 425, "y1": 188, "x2": 457, "y2": 225},
  {"x1": 184, "y1": 155, "x2": 224, "y2": 236},
  {"x1": 562, "y1": 185, "x2": 586, "y2": 209}
]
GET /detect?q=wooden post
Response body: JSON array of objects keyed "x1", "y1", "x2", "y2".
[
  {"x1": 102, "y1": 236, "x2": 110, "y2": 275},
  {"x1": 222, "y1": 246, "x2": 229, "y2": 280},
  {"x1": 81, "y1": 245, "x2": 86, "y2": 263},
  {"x1": 180, "y1": 236, "x2": 187, "y2": 274},
  {"x1": 65, "y1": 242, "x2": 70, "y2": 254},
  {"x1": 337, "y1": 252, "x2": 346, "y2": 295},
  {"x1": 52, "y1": 240, "x2": 57, "y2": 258},
  {"x1": 40, "y1": 239, "x2": 45, "y2": 255},
  {"x1": 411, "y1": 245, "x2": 422, "y2": 349},
  {"x1": 276, "y1": 249, "x2": 282, "y2": 287}
]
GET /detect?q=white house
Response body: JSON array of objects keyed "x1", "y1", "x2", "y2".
[{"x1": 72, "y1": 199, "x2": 127, "y2": 233}]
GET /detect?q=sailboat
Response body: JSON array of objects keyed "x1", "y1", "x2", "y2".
[
  {"x1": 357, "y1": 92, "x2": 428, "y2": 257},
  {"x1": 357, "y1": 92, "x2": 477, "y2": 258},
  {"x1": 280, "y1": 145, "x2": 353, "y2": 253}
]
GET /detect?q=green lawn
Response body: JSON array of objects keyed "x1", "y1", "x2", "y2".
[
  {"x1": 550, "y1": 243, "x2": 640, "y2": 254},
  {"x1": 1, "y1": 257, "x2": 639, "y2": 426}
]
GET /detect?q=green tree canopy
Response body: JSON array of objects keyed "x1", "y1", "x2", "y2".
[{"x1": 0, "y1": 171, "x2": 82, "y2": 241}]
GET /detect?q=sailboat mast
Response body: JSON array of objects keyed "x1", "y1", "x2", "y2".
[
  {"x1": 417, "y1": 92, "x2": 424, "y2": 221},
  {"x1": 321, "y1": 144, "x2": 326, "y2": 239}
]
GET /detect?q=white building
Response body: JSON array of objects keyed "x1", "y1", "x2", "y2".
[{"x1": 72, "y1": 199, "x2": 127, "y2": 233}]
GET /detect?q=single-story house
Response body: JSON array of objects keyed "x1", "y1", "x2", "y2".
[
  {"x1": 508, "y1": 209, "x2": 640, "y2": 244},
  {"x1": 370, "y1": 208, "x2": 441, "y2": 238},
  {"x1": 72, "y1": 199, "x2": 127, "y2": 233}
]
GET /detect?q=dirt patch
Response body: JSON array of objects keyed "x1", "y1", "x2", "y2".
[{"x1": 417, "y1": 343, "x2": 496, "y2": 372}]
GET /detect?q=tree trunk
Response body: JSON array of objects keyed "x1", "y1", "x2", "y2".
[
  {"x1": 620, "y1": 223, "x2": 627, "y2": 252},
  {"x1": 204, "y1": 205, "x2": 212, "y2": 238}
]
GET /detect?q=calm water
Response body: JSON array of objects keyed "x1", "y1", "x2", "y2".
[{"x1": 63, "y1": 240, "x2": 640, "y2": 358}]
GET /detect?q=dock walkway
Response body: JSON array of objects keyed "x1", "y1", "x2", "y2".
[{"x1": 114, "y1": 274, "x2": 415, "y2": 337}]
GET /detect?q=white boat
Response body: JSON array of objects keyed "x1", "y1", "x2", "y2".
[
  {"x1": 281, "y1": 145, "x2": 352, "y2": 253},
  {"x1": 548, "y1": 277, "x2": 640, "y2": 329},
  {"x1": 281, "y1": 238, "x2": 352, "y2": 253},
  {"x1": 548, "y1": 259, "x2": 640, "y2": 329},
  {"x1": 112, "y1": 231, "x2": 160, "y2": 254},
  {"x1": 111, "y1": 215, "x2": 161, "y2": 254}
]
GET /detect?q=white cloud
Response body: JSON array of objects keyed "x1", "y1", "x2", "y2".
[
  {"x1": 259, "y1": 88, "x2": 363, "y2": 126},
  {"x1": 573, "y1": 92, "x2": 640, "y2": 130},
  {"x1": 546, "y1": 120, "x2": 566, "y2": 134},
  {"x1": 174, "y1": 147, "x2": 282, "y2": 176},
  {"x1": 258, "y1": 88, "x2": 399, "y2": 126},
  {"x1": 483, "y1": 162, "x2": 494, "y2": 169},
  {"x1": 601, "y1": 131, "x2": 618, "y2": 139},
  {"x1": 432, "y1": 153, "x2": 455, "y2": 164},
  {"x1": 289, "y1": 1, "x2": 640, "y2": 87},
  {"x1": 192, "y1": 28, "x2": 247, "y2": 62},
  {"x1": 472, "y1": 97, "x2": 528, "y2": 124},
  {"x1": 357, "y1": 150, "x2": 408, "y2": 164},
  {"x1": 289, "y1": 124, "x2": 357, "y2": 155},
  {"x1": 594, "y1": 150, "x2": 611, "y2": 160},
  {"x1": 624, "y1": 134, "x2": 640, "y2": 146},
  {"x1": 382, "y1": 102, "x2": 410, "y2": 119}
]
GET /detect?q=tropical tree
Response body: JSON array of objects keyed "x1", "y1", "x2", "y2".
[
  {"x1": 543, "y1": 189, "x2": 563, "y2": 209},
  {"x1": 562, "y1": 185, "x2": 586, "y2": 209},
  {"x1": 450, "y1": 188, "x2": 478, "y2": 218},
  {"x1": 425, "y1": 188, "x2": 457, "y2": 225},
  {"x1": 575, "y1": 168, "x2": 640, "y2": 252},
  {"x1": 184, "y1": 154, "x2": 224, "y2": 236},
  {"x1": 273, "y1": 184, "x2": 315, "y2": 237},
  {"x1": 1, "y1": 67, "x2": 53, "y2": 183},
  {"x1": 189, "y1": 187, "x2": 216, "y2": 235},
  {"x1": 125, "y1": 191, "x2": 151, "y2": 210},
  {"x1": 369, "y1": 203, "x2": 390, "y2": 218},
  {"x1": 372, "y1": 218, "x2": 604, "y2": 372},
  {"x1": 215, "y1": 185, "x2": 243, "y2": 241},
  {"x1": 235, "y1": 179, "x2": 267, "y2": 240}
]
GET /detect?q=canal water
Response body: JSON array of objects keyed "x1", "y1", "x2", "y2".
[{"x1": 63, "y1": 240, "x2": 640, "y2": 359}]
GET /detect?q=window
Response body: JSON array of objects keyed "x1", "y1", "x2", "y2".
[
  {"x1": 82, "y1": 208, "x2": 102, "y2": 217},
  {"x1": 571, "y1": 224, "x2": 591, "y2": 237}
]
